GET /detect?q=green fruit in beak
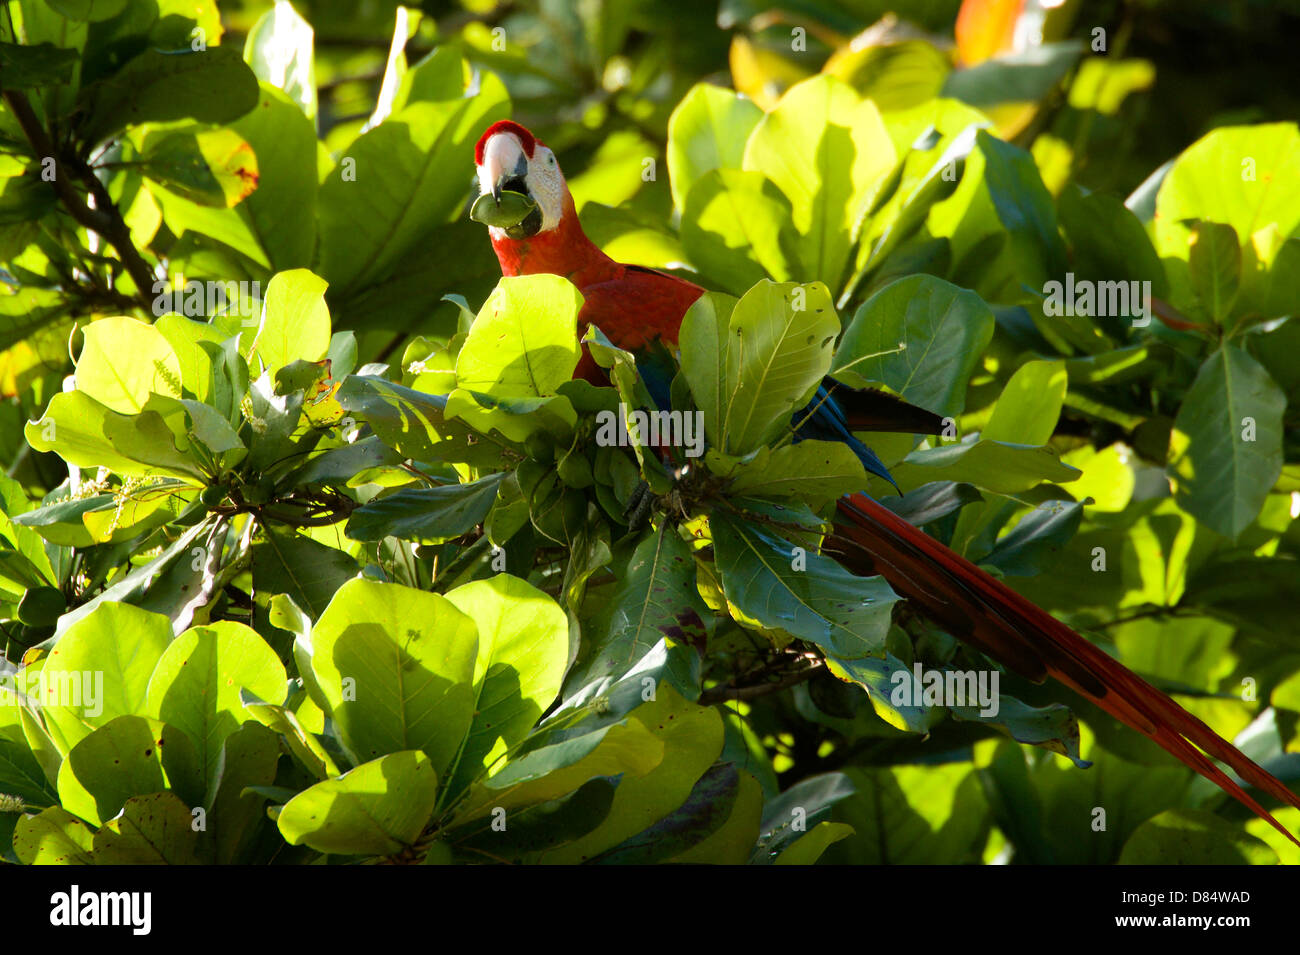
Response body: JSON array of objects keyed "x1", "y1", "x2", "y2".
[{"x1": 470, "y1": 189, "x2": 539, "y2": 229}]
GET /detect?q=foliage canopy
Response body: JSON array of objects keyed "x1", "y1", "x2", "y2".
[{"x1": 1, "y1": 0, "x2": 1298, "y2": 866}]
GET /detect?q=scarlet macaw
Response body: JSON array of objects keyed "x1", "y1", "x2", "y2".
[{"x1": 472, "y1": 119, "x2": 1300, "y2": 845}]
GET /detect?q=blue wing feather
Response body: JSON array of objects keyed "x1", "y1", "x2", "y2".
[{"x1": 793, "y1": 385, "x2": 898, "y2": 491}]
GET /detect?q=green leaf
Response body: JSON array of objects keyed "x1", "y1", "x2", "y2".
[
  {"x1": 929, "y1": 130, "x2": 1066, "y2": 302},
  {"x1": 444, "y1": 390, "x2": 577, "y2": 445},
  {"x1": 12, "y1": 807, "x2": 95, "y2": 865},
  {"x1": 441, "y1": 575, "x2": 569, "y2": 797},
  {"x1": 983, "y1": 359, "x2": 1068, "y2": 446},
  {"x1": 453, "y1": 777, "x2": 617, "y2": 860},
  {"x1": 890, "y1": 439, "x2": 1081, "y2": 494},
  {"x1": 138, "y1": 127, "x2": 260, "y2": 208},
  {"x1": 1187, "y1": 221, "x2": 1241, "y2": 324},
  {"x1": 78, "y1": 47, "x2": 260, "y2": 145},
  {"x1": 724, "y1": 440, "x2": 868, "y2": 506},
  {"x1": 1032, "y1": 727, "x2": 1191, "y2": 864},
  {"x1": 455, "y1": 275, "x2": 583, "y2": 397},
  {"x1": 742, "y1": 75, "x2": 896, "y2": 288},
  {"x1": 144, "y1": 621, "x2": 286, "y2": 796},
  {"x1": 664, "y1": 769, "x2": 764, "y2": 865},
  {"x1": 240, "y1": 694, "x2": 339, "y2": 780},
  {"x1": 1058, "y1": 185, "x2": 1168, "y2": 297},
  {"x1": 179, "y1": 398, "x2": 245, "y2": 456},
  {"x1": 336, "y1": 376, "x2": 517, "y2": 470},
  {"x1": 0, "y1": 474, "x2": 58, "y2": 590},
  {"x1": 308, "y1": 578, "x2": 478, "y2": 773},
  {"x1": 207, "y1": 722, "x2": 281, "y2": 863},
  {"x1": 535, "y1": 687, "x2": 724, "y2": 864},
  {"x1": 588, "y1": 762, "x2": 740, "y2": 864},
  {"x1": 666, "y1": 83, "x2": 763, "y2": 213},
  {"x1": 25, "y1": 392, "x2": 206, "y2": 481},
  {"x1": 57, "y1": 716, "x2": 201, "y2": 827},
  {"x1": 476, "y1": 724, "x2": 640, "y2": 794},
  {"x1": 456, "y1": 718, "x2": 662, "y2": 819},
  {"x1": 46, "y1": 0, "x2": 126, "y2": 20},
  {"x1": 751, "y1": 771, "x2": 855, "y2": 863},
  {"x1": 772, "y1": 820, "x2": 855, "y2": 865},
  {"x1": 92, "y1": 792, "x2": 201, "y2": 864},
  {"x1": 0, "y1": 41, "x2": 79, "y2": 88},
  {"x1": 0, "y1": 735, "x2": 57, "y2": 807},
  {"x1": 1167, "y1": 345, "x2": 1285, "y2": 539},
  {"x1": 290, "y1": 435, "x2": 403, "y2": 485},
  {"x1": 148, "y1": 180, "x2": 270, "y2": 269},
  {"x1": 395, "y1": 45, "x2": 472, "y2": 108},
  {"x1": 826, "y1": 38, "x2": 949, "y2": 110},
  {"x1": 567, "y1": 523, "x2": 707, "y2": 696},
  {"x1": 980, "y1": 498, "x2": 1084, "y2": 577},
  {"x1": 75, "y1": 316, "x2": 183, "y2": 414},
  {"x1": 711, "y1": 510, "x2": 900, "y2": 672},
  {"x1": 879, "y1": 479, "x2": 983, "y2": 526},
  {"x1": 840, "y1": 652, "x2": 937, "y2": 734},
  {"x1": 1187, "y1": 557, "x2": 1300, "y2": 642},
  {"x1": 1241, "y1": 237, "x2": 1300, "y2": 327},
  {"x1": 243, "y1": 0, "x2": 317, "y2": 119},
  {"x1": 681, "y1": 280, "x2": 838, "y2": 455},
  {"x1": 680, "y1": 169, "x2": 801, "y2": 294},
  {"x1": 847, "y1": 122, "x2": 977, "y2": 299},
  {"x1": 1119, "y1": 809, "x2": 1278, "y2": 865},
  {"x1": 154, "y1": 313, "x2": 223, "y2": 403},
  {"x1": 833, "y1": 275, "x2": 994, "y2": 419},
  {"x1": 577, "y1": 202, "x2": 686, "y2": 269},
  {"x1": 821, "y1": 764, "x2": 990, "y2": 864},
  {"x1": 250, "y1": 527, "x2": 359, "y2": 622},
  {"x1": 247, "y1": 268, "x2": 331, "y2": 377},
  {"x1": 278, "y1": 750, "x2": 438, "y2": 856},
  {"x1": 229, "y1": 85, "x2": 319, "y2": 270},
  {"x1": 941, "y1": 41, "x2": 1082, "y2": 107},
  {"x1": 345, "y1": 474, "x2": 504, "y2": 544},
  {"x1": 317, "y1": 78, "x2": 509, "y2": 296},
  {"x1": 951, "y1": 695, "x2": 1084, "y2": 765},
  {"x1": 47, "y1": 520, "x2": 214, "y2": 640},
  {"x1": 1154, "y1": 123, "x2": 1300, "y2": 269},
  {"x1": 38, "y1": 602, "x2": 173, "y2": 754}
]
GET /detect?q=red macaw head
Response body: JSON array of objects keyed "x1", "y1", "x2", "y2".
[{"x1": 473, "y1": 120, "x2": 568, "y2": 239}]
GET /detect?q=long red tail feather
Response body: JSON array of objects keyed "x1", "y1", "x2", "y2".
[{"x1": 830, "y1": 492, "x2": 1300, "y2": 847}]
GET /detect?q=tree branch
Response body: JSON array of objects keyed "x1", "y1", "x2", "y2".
[
  {"x1": 699, "y1": 656, "x2": 825, "y2": 705},
  {"x1": 2, "y1": 88, "x2": 157, "y2": 308}
]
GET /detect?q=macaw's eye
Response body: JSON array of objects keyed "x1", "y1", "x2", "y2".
[{"x1": 547, "y1": 155, "x2": 556, "y2": 166}]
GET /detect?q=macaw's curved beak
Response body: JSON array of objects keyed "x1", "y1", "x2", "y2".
[
  {"x1": 479, "y1": 132, "x2": 530, "y2": 204},
  {"x1": 472, "y1": 132, "x2": 540, "y2": 230}
]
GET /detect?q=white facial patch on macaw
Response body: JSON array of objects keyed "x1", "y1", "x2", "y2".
[
  {"x1": 476, "y1": 133, "x2": 564, "y2": 236},
  {"x1": 523, "y1": 145, "x2": 564, "y2": 233}
]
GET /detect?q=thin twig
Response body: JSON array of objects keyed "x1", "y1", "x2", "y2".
[{"x1": 3, "y1": 89, "x2": 156, "y2": 308}]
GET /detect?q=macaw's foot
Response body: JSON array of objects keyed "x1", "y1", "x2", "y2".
[{"x1": 623, "y1": 479, "x2": 655, "y2": 532}]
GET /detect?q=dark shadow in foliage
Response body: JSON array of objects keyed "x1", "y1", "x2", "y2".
[{"x1": 453, "y1": 776, "x2": 619, "y2": 861}]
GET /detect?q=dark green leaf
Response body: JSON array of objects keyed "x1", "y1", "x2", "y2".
[
  {"x1": 1167, "y1": 345, "x2": 1284, "y2": 539},
  {"x1": 251, "y1": 526, "x2": 360, "y2": 619},
  {"x1": 833, "y1": 274, "x2": 993, "y2": 419},
  {"x1": 345, "y1": 473, "x2": 503, "y2": 544},
  {"x1": 1187, "y1": 221, "x2": 1241, "y2": 324},
  {"x1": 0, "y1": 42, "x2": 79, "y2": 88},
  {"x1": 78, "y1": 47, "x2": 260, "y2": 145}
]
